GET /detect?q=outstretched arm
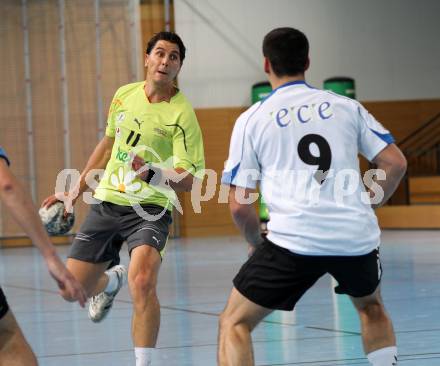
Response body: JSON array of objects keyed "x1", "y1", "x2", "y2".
[
  {"x1": 42, "y1": 135, "x2": 114, "y2": 210},
  {"x1": 0, "y1": 159, "x2": 87, "y2": 306}
]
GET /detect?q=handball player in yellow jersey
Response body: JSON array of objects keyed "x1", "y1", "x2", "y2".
[{"x1": 43, "y1": 31, "x2": 205, "y2": 366}]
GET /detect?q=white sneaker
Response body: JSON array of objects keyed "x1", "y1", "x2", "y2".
[{"x1": 88, "y1": 264, "x2": 127, "y2": 323}]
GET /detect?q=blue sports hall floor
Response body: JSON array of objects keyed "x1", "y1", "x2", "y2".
[{"x1": 0, "y1": 230, "x2": 439, "y2": 365}]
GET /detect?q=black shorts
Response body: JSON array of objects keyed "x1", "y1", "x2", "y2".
[
  {"x1": 233, "y1": 239, "x2": 382, "y2": 311},
  {"x1": 0, "y1": 287, "x2": 10, "y2": 319},
  {"x1": 68, "y1": 202, "x2": 172, "y2": 265}
]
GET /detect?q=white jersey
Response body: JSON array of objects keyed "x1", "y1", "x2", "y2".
[{"x1": 222, "y1": 81, "x2": 394, "y2": 256}]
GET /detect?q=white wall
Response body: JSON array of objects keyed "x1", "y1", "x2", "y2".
[{"x1": 174, "y1": 0, "x2": 440, "y2": 108}]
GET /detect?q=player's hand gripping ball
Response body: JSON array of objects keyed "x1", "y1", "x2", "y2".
[{"x1": 39, "y1": 202, "x2": 75, "y2": 235}]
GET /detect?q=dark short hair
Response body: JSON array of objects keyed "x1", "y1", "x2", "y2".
[
  {"x1": 262, "y1": 27, "x2": 309, "y2": 77},
  {"x1": 146, "y1": 31, "x2": 186, "y2": 64}
]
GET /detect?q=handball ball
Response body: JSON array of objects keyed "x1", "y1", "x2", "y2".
[{"x1": 39, "y1": 202, "x2": 75, "y2": 235}]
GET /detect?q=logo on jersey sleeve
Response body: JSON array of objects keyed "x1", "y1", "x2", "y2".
[
  {"x1": 116, "y1": 112, "x2": 126, "y2": 123},
  {"x1": 110, "y1": 98, "x2": 123, "y2": 111}
]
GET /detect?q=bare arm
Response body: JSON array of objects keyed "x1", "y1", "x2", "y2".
[
  {"x1": 132, "y1": 155, "x2": 195, "y2": 192},
  {"x1": 168, "y1": 167, "x2": 197, "y2": 192},
  {"x1": 73, "y1": 135, "x2": 114, "y2": 197},
  {"x1": 370, "y1": 144, "x2": 407, "y2": 209},
  {"x1": 42, "y1": 136, "x2": 114, "y2": 208},
  {"x1": 146, "y1": 166, "x2": 195, "y2": 192},
  {"x1": 228, "y1": 186, "x2": 264, "y2": 254},
  {"x1": 0, "y1": 160, "x2": 57, "y2": 258},
  {"x1": 0, "y1": 159, "x2": 86, "y2": 306}
]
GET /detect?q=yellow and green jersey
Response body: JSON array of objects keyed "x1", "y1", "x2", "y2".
[{"x1": 94, "y1": 81, "x2": 205, "y2": 210}]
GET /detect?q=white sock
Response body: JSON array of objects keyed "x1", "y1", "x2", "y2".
[
  {"x1": 104, "y1": 270, "x2": 118, "y2": 294},
  {"x1": 367, "y1": 346, "x2": 398, "y2": 366},
  {"x1": 135, "y1": 347, "x2": 153, "y2": 366}
]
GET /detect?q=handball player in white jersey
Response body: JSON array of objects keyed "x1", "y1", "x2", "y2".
[{"x1": 218, "y1": 27, "x2": 407, "y2": 366}]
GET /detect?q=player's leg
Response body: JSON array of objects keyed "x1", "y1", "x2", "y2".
[
  {"x1": 0, "y1": 289, "x2": 37, "y2": 366},
  {"x1": 61, "y1": 258, "x2": 112, "y2": 299},
  {"x1": 62, "y1": 202, "x2": 126, "y2": 302},
  {"x1": 128, "y1": 245, "x2": 162, "y2": 347},
  {"x1": 351, "y1": 287, "x2": 396, "y2": 365},
  {"x1": 218, "y1": 239, "x2": 325, "y2": 366},
  {"x1": 87, "y1": 204, "x2": 169, "y2": 335},
  {"x1": 218, "y1": 287, "x2": 272, "y2": 366},
  {"x1": 112, "y1": 204, "x2": 171, "y2": 366},
  {"x1": 329, "y1": 249, "x2": 397, "y2": 365}
]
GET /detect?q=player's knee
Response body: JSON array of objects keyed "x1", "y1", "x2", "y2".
[
  {"x1": 219, "y1": 310, "x2": 247, "y2": 334},
  {"x1": 129, "y1": 271, "x2": 156, "y2": 299},
  {"x1": 219, "y1": 311, "x2": 233, "y2": 334}
]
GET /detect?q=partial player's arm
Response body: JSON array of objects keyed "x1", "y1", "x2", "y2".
[
  {"x1": 168, "y1": 168, "x2": 197, "y2": 192},
  {"x1": 71, "y1": 135, "x2": 115, "y2": 198},
  {"x1": 356, "y1": 103, "x2": 407, "y2": 208},
  {"x1": 131, "y1": 155, "x2": 195, "y2": 192},
  {"x1": 221, "y1": 107, "x2": 263, "y2": 255},
  {"x1": 42, "y1": 135, "x2": 114, "y2": 208},
  {"x1": 228, "y1": 185, "x2": 264, "y2": 256},
  {"x1": 0, "y1": 159, "x2": 58, "y2": 258},
  {"x1": 370, "y1": 144, "x2": 407, "y2": 209},
  {"x1": 0, "y1": 159, "x2": 87, "y2": 306},
  {"x1": 44, "y1": 86, "x2": 119, "y2": 210}
]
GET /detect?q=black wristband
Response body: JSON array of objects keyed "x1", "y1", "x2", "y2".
[{"x1": 145, "y1": 168, "x2": 156, "y2": 184}]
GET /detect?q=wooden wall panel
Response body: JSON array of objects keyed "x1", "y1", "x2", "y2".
[
  {"x1": 29, "y1": 0, "x2": 65, "y2": 214},
  {"x1": 362, "y1": 99, "x2": 440, "y2": 204},
  {"x1": 0, "y1": 0, "x2": 141, "y2": 239},
  {"x1": 376, "y1": 205, "x2": 440, "y2": 229},
  {"x1": 0, "y1": 2, "x2": 27, "y2": 236},
  {"x1": 363, "y1": 99, "x2": 440, "y2": 142},
  {"x1": 100, "y1": 1, "x2": 134, "y2": 99},
  {"x1": 64, "y1": 1, "x2": 97, "y2": 229},
  {"x1": 179, "y1": 107, "x2": 245, "y2": 237},
  {"x1": 140, "y1": 0, "x2": 175, "y2": 77},
  {"x1": 67, "y1": 1, "x2": 135, "y2": 229}
]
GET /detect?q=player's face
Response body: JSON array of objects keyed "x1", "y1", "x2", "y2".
[{"x1": 145, "y1": 40, "x2": 181, "y2": 85}]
